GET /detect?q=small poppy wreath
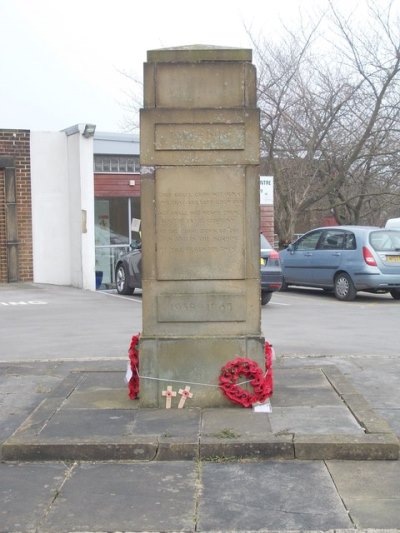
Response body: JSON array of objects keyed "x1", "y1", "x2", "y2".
[
  {"x1": 219, "y1": 345, "x2": 273, "y2": 408},
  {"x1": 127, "y1": 333, "x2": 140, "y2": 399}
]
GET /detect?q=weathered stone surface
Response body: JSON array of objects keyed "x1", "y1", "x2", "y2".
[
  {"x1": 327, "y1": 460, "x2": 400, "y2": 529},
  {"x1": 200, "y1": 435, "x2": 294, "y2": 460},
  {"x1": 1, "y1": 440, "x2": 159, "y2": 461},
  {"x1": 147, "y1": 44, "x2": 252, "y2": 63},
  {"x1": 201, "y1": 407, "x2": 273, "y2": 436},
  {"x1": 154, "y1": 166, "x2": 246, "y2": 280},
  {"x1": 0, "y1": 462, "x2": 67, "y2": 532},
  {"x1": 156, "y1": 437, "x2": 199, "y2": 460},
  {"x1": 146, "y1": 61, "x2": 255, "y2": 108},
  {"x1": 140, "y1": 108, "x2": 260, "y2": 165},
  {"x1": 295, "y1": 433, "x2": 399, "y2": 460},
  {"x1": 198, "y1": 461, "x2": 352, "y2": 530},
  {"x1": 42, "y1": 462, "x2": 197, "y2": 532}
]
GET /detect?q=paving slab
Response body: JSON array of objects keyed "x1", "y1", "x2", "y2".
[
  {"x1": 198, "y1": 461, "x2": 353, "y2": 531},
  {"x1": 1, "y1": 366, "x2": 398, "y2": 462},
  {"x1": 40, "y1": 461, "x2": 196, "y2": 533},
  {"x1": 327, "y1": 460, "x2": 400, "y2": 529},
  {"x1": 2, "y1": 459, "x2": 400, "y2": 532},
  {"x1": 0, "y1": 462, "x2": 67, "y2": 533}
]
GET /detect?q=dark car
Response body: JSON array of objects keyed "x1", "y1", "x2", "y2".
[
  {"x1": 279, "y1": 225, "x2": 400, "y2": 301},
  {"x1": 115, "y1": 234, "x2": 283, "y2": 305},
  {"x1": 260, "y1": 233, "x2": 283, "y2": 304}
]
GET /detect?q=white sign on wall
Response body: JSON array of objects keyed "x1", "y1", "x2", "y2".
[{"x1": 260, "y1": 176, "x2": 274, "y2": 205}]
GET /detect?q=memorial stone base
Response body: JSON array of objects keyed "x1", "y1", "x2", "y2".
[{"x1": 139, "y1": 336, "x2": 266, "y2": 408}]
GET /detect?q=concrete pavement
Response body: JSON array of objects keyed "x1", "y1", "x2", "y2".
[{"x1": 1, "y1": 283, "x2": 400, "y2": 532}]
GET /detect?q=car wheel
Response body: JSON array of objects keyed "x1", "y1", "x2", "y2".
[
  {"x1": 261, "y1": 291, "x2": 272, "y2": 305},
  {"x1": 334, "y1": 272, "x2": 357, "y2": 301},
  {"x1": 390, "y1": 289, "x2": 400, "y2": 300},
  {"x1": 116, "y1": 264, "x2": 134, "y2": 295}
]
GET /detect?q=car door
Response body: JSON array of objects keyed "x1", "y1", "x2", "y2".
[
  {"x1": 127, "y1": 241, "x2": 142, "y2": 287},
  {"x1": 310, "y1": 229, "x2": 346, "y2": 285},
  {"x1": 281, "y1": 229, "x2": 324, "y2": 284}
]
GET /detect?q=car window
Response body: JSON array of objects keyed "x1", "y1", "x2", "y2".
[
  {"x1": 319, "y1": 230, "x2": 345, "y2": 250},
  {"x1": 370, "y1": 230, "x2": 400, "y2": 251},
  {"x1": 344, "y1": 232, "x2": 356, "y2": 250},
  {"x1": 295, "y1": 230, "x2": 323, "y2": 251}
]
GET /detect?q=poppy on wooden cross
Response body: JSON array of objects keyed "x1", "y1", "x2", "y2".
[
  {"x1": 162, "y1": 385, "x2": 177, "y2": 409},
  {"x1": 178, "y1": 385, "x2": 193, "y2": 408}
]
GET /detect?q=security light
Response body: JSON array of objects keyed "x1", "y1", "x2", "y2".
[{"x1": 82, "y1": 124, "x2": 96, "y2": 138}]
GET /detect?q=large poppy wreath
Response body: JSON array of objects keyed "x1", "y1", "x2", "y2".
[{"x1": 219, "y1": 342, "x2": 273, "y2": 407}]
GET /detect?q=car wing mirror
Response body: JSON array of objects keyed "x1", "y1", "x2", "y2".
[{"x1": 130, "y1": 240, "x2": 142, "y2": 250}]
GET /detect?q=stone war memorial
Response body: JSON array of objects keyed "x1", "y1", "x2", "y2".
[{"x1": 139, "y1": 45, "x2": 269, "y2": 408}]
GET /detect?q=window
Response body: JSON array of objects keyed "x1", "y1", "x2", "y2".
[
  {"x1": 94, "y1": 155, "x2": 140, "y2": 173},
  {"x1": 370, "y1": 230, "x2": 400, "y2": 251},
  {"x1": 296, "y1": 230, "x2": 323, "y2": 251},
  {"x1": 94, "y1": 197, "x2": 141, "y2": 289},
  {"x1": 344, "y1": 233, "x2": 356, "y2": 250},
  {"x1": 319, "y1": 230, "x2": 345, "y2": 250}
]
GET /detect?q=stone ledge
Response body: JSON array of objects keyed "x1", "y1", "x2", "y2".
[
  {"x1": 2, "y1": 432, "x2": 398, "y2": 462},
  {"x1": 294, "y1": 433, "x2": 399, "y2": 461}
]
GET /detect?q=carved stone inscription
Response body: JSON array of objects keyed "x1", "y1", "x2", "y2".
[
  {"x1": 156, "y1": 166, "x2": 245, "y2": 280},
  {"x1": 158, "y1": 293, "x2": 246, "y2": 322}
]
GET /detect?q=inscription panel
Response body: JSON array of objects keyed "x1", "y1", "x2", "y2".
[
  {"x1": 158, "y1": 293, "x2": 246, "y2": 322},
  {"x1": 155, "y1": 63, "x2": 246, "y2": 108},
  {"x1": 155, "y1": 123, "x2": 245, "y2": 151},
  {"x1": 156, "y1": 167, "x2": 245, "y2": 280},
  {"x1": 140, "y1": 108, "x2": 260, "y2": 166}
]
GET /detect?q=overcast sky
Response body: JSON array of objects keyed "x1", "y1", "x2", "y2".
[{"x1": 1, "y1": 0, "x2": 374, "y2": 133}]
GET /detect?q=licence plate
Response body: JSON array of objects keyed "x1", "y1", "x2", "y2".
[
  {"x1": 386, "y1": 255, "x2": 400, "y2": 263},
  {"x1": 260, "y1": 258, "x2": 266, "y2": 266}
]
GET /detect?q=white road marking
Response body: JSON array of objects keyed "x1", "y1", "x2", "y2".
[
  {"x1": 97, "y1": 291, "x2": 142, "y2": 303},
  {"x1": 0, "y1": 300, "x2": 48, "y2": 306}
]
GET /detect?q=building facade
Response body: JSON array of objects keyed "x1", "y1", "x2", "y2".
[{"x1": 1, "y1": 126, "x2": 274, "y2": 289}]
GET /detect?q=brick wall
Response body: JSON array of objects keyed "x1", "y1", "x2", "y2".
[
  {"x1": 260, "y1": 205, "x2": 274, "y2": 246},
  {"x1": 0, "y1": 129, "x2": 33, "y2": 282}
]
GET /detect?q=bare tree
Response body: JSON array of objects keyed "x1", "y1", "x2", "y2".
[{"x1": 254, "y1": 0, "x2": 400, "y2": 246}]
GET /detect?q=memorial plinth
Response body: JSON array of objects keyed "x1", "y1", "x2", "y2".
[{"x1": 139, "y1": 45, "x2": 264, "y2": 407}]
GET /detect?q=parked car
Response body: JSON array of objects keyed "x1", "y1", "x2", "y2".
[
  {"x1": 260, "y1": 233, "x2": 283, "y2": 304},
  {"x1": 386, "y1": 217, "x2": 400, "y2": 230},
  {"x1": 279, "y1": 226, "x2": 400, "y2": 301},
  {"x1": 115, "y1": 235, "x2": 283, "y2": 305},
  {"x1": 115, "y1": 239, "x2": 142, "y2": 295}
]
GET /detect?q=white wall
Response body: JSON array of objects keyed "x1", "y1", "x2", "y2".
[
  {"x1": 66, "y1": 128, "x2": 95, "y2": 290},
  {"x1": 31, "y1": 127, "x2": 95, "y2": 290},
  {"x1": 31, "y1": 132, "x2": 71, "y2": 285}
]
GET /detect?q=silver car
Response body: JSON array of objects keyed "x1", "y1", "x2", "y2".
[{"x1": 279, "y1": 226, "x2": 400, "y2": 301}]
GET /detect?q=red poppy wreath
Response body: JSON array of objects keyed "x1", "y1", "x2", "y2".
[
  {"x1": 127, "y1": 333, "x2": 140, "y2": 400},
  {"x1": 219, "y1": 344, "x2": 273, "y2": 407}
]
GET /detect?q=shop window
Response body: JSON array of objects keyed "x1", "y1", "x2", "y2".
[{"x1": 94, "y1": 197, "x2": 141, "y2": 289}]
